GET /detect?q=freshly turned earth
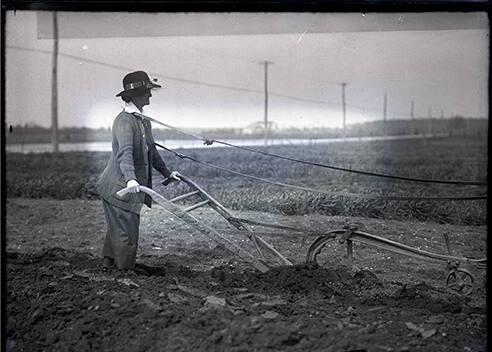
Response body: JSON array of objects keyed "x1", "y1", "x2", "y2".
[{"x1": 5, "y1": 198, "x2": 487, "y2": 352}]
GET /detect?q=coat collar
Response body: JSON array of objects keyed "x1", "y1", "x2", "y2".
[{"x1": 123, "y1": 102, "x2": 144, "y2": 114}]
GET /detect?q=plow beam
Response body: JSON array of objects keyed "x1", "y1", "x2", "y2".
[{"x1": 306, "y1": 229, "x2": 487, "y2": 265}]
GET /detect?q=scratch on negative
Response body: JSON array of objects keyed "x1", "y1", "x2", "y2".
[{"x1": 297, "y1": 30, "x2": 307, "y2": 44}]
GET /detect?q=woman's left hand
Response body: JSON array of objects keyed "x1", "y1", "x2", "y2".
[{"x1": 162, "y1": 171, "x2": 181, "y2": 186}]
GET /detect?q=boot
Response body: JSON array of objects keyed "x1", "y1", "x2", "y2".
[{"x1": 102, "y1": 256, "x2": 114, "y2": 269}]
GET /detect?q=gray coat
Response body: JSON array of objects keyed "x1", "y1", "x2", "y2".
[{"x1": 96, "y1": 111, "x2": 171, "y2": 213}]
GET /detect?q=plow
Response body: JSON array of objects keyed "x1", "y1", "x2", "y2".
[
  {"x1": 305, "y1": 224, "x2": 486, "y2": 296},
  {"x1": 117, "y1": 175, "x2": 486, "y2": 296}
]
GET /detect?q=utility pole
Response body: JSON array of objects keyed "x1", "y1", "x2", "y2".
[
  {"x1": 428, "y1": 106, "x2": 432, "y2": 136},
  {"x1": 51, "y1": 11, "x2": 59, "y2": 153},
  {"x1": 440, "y1": 109, "x2": 444, "y2": 136},
  {"x1": 259, "y1": 60, "x2": 273, "y2": 146},
  {"x1": 341, "y1": 82, "x2": 347, "y2": 139},
  {"x1": 410, "y1": 100, "x2": 416, "y2": 136},
  {"x1": 383, "y1": 93, "x2": 388, "y2": 136}
]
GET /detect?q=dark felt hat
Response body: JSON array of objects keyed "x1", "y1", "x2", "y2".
[{"x1": 116, "y1": 70, "x2": 162, "y2": 97}]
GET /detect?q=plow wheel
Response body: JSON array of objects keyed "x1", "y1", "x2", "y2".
[
  {"x1": 305, "y1": 231, "x2": 343, "y2": 266},
  {"x1": 446, "y1": 268, "x2": 474, "y2": 296}
]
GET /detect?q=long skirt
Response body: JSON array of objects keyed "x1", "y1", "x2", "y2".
[{"x1": 101, "y1": 199, "x2": 140, "y2": 269}]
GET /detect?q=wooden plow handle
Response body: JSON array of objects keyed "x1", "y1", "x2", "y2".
[
  {"x1": 117, "y1": 185, "x2": 271, "y2": 272},
  {"x1": 117, "y1": 176, "x2": 294, "y2": 268}
]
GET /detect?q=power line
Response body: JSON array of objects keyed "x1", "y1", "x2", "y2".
[
  {"x1": 271, "y1": 91, "x2": 339, "y2": 106},
  {"x1": 7, "y1": 45, "x2": 447, "y2": 120},
  {"x1": 188, "y1": 46, "x2": 258, "y2": 65},
  {"x1": 8, "y1": 45, "x2": 263, "y2": 94},
  {"x1": 6, "y1": 45, "x2": 411, "y2": 114},
  {"x1": 9, "y1": 45, "x2": 345, "y2": 107},
  {"x1": 347, "y1": 101, "x2": 412, "y2": 118}
]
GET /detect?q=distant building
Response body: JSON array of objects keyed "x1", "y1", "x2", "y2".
[{"x1": 243, "y1": 121, "x2": 278, "y2": 135}]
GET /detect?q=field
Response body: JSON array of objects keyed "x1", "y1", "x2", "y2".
[
  {"x1": 5, "y1": 136, "x2": 488, "y2": 351},
  {"x1": 6, "y1": 136, "x2": 488, "y2": 224}
]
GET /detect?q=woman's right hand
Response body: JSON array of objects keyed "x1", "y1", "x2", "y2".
[
  {"x1": 169, "y1": 171, "x2": 181, "y2": 181},
  {"x1": 126, "y1": 179, "x2": 140, "y2": 193}
]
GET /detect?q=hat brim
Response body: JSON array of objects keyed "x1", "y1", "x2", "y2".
[{"x1": 116, "y1": 82, "x2": 162, "y2": 97}]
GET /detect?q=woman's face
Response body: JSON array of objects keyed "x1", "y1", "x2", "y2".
[{"x1": 132, "y1": 89, "x2": 152, "y2": 109}]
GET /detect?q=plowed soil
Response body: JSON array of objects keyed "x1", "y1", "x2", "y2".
[{"x1": 5, "y1": 198, "x2": 487, "y2": 352}]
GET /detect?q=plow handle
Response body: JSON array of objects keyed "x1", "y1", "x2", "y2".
[
  {"x1": 117, "y1": 173, "x2": 182, "y2": 197},
  {"x1": 116, "y1": 187, "x2": 133, "y2": 198},
  {"x1": 116, "y1": 185, "x2": 158, "y2": 198}
]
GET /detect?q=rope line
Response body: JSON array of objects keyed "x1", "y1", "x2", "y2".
[
  {"x1": 137, "y1": 112, "x2": 487, "y2": 186},
  {"x1": 156, "y1": 142, "x2": 487, "y2": 202},
  {"x1": 210, "y1": 139, "x2": 488, "y2": 186}
]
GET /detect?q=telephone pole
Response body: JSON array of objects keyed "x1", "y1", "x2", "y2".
[
  {"x1": 259, "y1": 60, "x2": 273, "y2": 146},
  {"x1": 428, "y1": 106, "x2": 433, "y2": 136},
  {"x1": 383, "y1": 93, "x2": 387, "y2": 136},
  {"x1": 341, "y1": 82, "x2": 347, "y2": 139},
  {"x1": 51, "y1": 11, "x2": 59, "y2": 152},
  {"x1": 411, "y1": 100, "x2": 415, "y2": 135}
]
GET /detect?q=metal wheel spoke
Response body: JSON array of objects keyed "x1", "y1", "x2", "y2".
[{"x1": 447, "y1": 268, "x2": 475, "y2": 295}]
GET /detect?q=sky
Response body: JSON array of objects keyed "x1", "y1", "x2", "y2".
[{"x1": 5, "y1": 11, "x2": 489, "y2": 130}]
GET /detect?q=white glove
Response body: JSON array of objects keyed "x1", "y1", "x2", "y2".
[
  {"x1": 126, "y1": 179, "x2": 140, "y2": 193},
  {"x1": 169, "y1": 171, "x2": 181, "y2": 181}
]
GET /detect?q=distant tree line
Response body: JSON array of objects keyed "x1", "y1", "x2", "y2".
[
  {"x1": 5, "y1": 116, "x2": 487, "y2": 144},
  {"x1": 346, "y1": 116, "x2": 488, "y2": 138}
]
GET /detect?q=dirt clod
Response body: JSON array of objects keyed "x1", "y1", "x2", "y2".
[{"x1": 260, "y1": 263, "x2": 342, "y2": 295}]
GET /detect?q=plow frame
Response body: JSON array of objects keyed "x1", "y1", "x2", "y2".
[
  {"x1": 117, "y1": 175, "x2": 292, "y2": 273},
  {"x1": 305, "y1": 225, "x2": 486, "y2": 295},
  {"x1": 118, "y1": 175, "x2": 485, "y2": 295}
]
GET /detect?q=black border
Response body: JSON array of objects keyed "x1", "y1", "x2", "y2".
[
  {"x1": 1, "y1": 1, "x2": 491, "y2": 12},
  {"x1": 1, "y1": 6, "x2": 5, "y2": 352},
  {"x1": 1, "y1": 2, "x2": 490, "y2": 352},
  {"x1": 487, "y1": 10, "x2": 491, "y2": 352}
]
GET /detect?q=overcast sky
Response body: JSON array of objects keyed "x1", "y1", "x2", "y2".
[{"x1": 5, "y1": 11, "x2": 489, "y2": 129}]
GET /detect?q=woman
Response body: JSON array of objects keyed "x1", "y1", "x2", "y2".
[{"x1": 96, "y1": 70, "x2": 180, "y2": 270}]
